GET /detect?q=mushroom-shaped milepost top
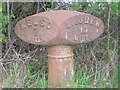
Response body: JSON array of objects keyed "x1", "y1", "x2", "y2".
[
  {"x1": 15, "y1": 10, "x2": 104, "y2": 88},
  {"x1": 15, "y1": 10, "x2": 104, "y2": 46}
]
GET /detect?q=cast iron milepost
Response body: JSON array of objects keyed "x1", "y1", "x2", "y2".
[{"x1": 15, "y1": 10, "x2": 104, "y2": 88}]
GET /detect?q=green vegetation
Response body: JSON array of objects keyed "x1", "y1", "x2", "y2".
[
  {"x1": 0, "y1": 1, "x2": 118, "y2": 88},
  {"x1": 0, "y1": 2, "x2": 9, "y2": 43},
  {"x1": 5, "y1": 60, "x2": 118, "y2": 88}
]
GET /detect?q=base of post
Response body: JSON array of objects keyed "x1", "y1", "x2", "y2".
[{"x1": 47, "y1": 45, "x2": 74, "y2": 88}]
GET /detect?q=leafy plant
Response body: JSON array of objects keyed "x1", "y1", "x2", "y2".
[
  {"x1": 1, "y1": 2, "x2": 118, "y2": 88},
  {"x1": 0, "y1": 2, "x2": 9, "y2": 43}
]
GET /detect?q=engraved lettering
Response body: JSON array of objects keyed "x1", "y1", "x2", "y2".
[
  {"x1": 96, "y1": 21, "x2": 100, "y2": 28},
  {"x1": 26, "y1": 18, "x2": 32, "y2": 27},
  {"x1": 85, "y1": 35, "x2": 89, "y2": 40},
  {"x1": 75, "y1": 15, "x2": 82, "y2": 24},
  {"x1": 34, "y1": 23, "x2": 38, "y2": 26},
  {"x1": 64, "y1": 15, "x2": 103, "y2": 43},
  {"x1": 96, "y1": 29, "x2": 99, "y2": 32},
  {"x1": 47, "y1": 21, "x2": 51, "y2": 29},
  {"x1": 80, "y1": 26, "x2": 87, "y2": 34},
  {"x1": 35, "y1": 38, "x2": 42, "y2": 43},
  {"x1": 90, "y1": 18, "x2": 95, "y2": 25},
  {"x1": 33, "y1": 19, "x2": 38, "y2": 26},
  {"x1": 80, "y1": 35, "x2": 84, "y2": 43},
  {"x1": 20, "y1": 23, "x2": 26, "y2": 30},
  {"x1": 65, "y1": 33, "x2": 68, "y2": 39},
  {"x1": 80, "y1": 26, "x2": 83, "y2": 33},
  {"x1": 75, "y1": 35, "x2": 78, "y2": 41},
  {"x1": 40, "y1": 18, "x2": 45, "y2": 27},
  {"x1": 34, "y1": 37, "x2": 44, "y2": 43},
  {"x1": 78, "y1": 16, "x2": 82, "y2": 24},
  {"x1": 47, "y1": 26, "x2": 50, "y2": 29},
  {"x1": 33, "y1": 28, "x2": 37, "y2": 36},
  {"x1": 85, "y1": 16, "x2": 89, "y2": 24},
  {"x1": 84, "y1": 26, "x2": 88, "y2": 33}
]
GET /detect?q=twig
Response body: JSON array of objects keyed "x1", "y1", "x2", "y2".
[
  {"x1": 0, "y1": 62, "x2": 8, "y2": 75},
  {"x1": 107, "y1": 2, "x2": 112, "y2": 59},
  {"x1": 16, "y1": 60, "x2": 26, "y2": 78},
  {"x1": 91, "y1": 51, "x2": 98, "y2": 86},
  {"x1": 7, "y1": 0, "x2": 11, "y2": 43},
  {"x1": 104, "y1": 63, "x2": 110, "y2": 81},
  {"x1": 0, "y1": 59, "x2": 15, "y2": 62},
  {"x1": 3, "y1": 39, "x2": 16, "y2": 59},
  {"x1": 12, "y1": 48, "x2": 20, "y2": 58},
  {"x1": 81, "y1": 64, "x2": 112, "y2": 80},
  {"x1": 36, "y1": 1, "x2": 40, "y2": 13}
]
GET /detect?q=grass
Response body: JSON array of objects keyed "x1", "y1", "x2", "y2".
[
  {"x1": 0, "y1": 2, "x2": 118, "y2": 89},
  {"x1": 4, "y1": 58, "x2": 118, "y2": 88}
]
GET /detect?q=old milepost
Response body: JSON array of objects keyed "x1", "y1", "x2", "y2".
[{"x1": 15, "y1": 10, "x2": 104, "y2": 88}]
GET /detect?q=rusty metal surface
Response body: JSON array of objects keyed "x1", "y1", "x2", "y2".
[
  {"x1": 15, "y1": 10, "x2": 105, "y2": 88},
  {"x1": 15, "y1": 10, "x2": 104, "y2": 46},
  {"x1": 48, "y1": 45, "x2": 74, "y2": 87}
]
